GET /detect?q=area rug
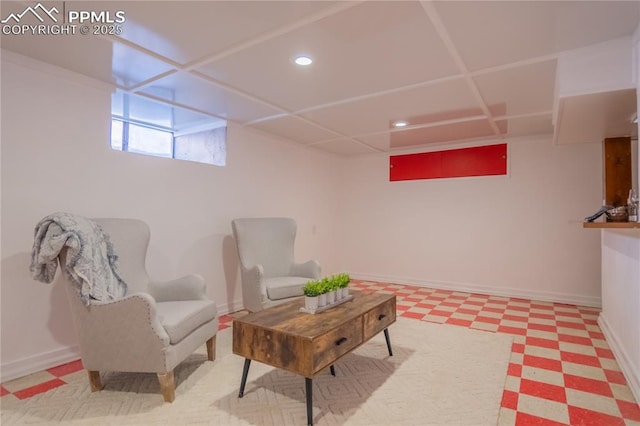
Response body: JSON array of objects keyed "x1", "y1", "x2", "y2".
[{"x1": 1, "y1": 317, "x2": 513, "y2": 425}]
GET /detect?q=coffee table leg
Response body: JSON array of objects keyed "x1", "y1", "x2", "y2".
[
  {"x1": 238, "y1": 358, "x2": 251, "y2": 398},
  {"x1": 384, "y1": 328, "x2": 393, "y2": 356},
  {"x1": 305, "y1": 377, "x2": 313, "y2": 426}
]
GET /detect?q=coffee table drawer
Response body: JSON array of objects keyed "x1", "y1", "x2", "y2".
[
  {"x1": 312, "y1": 320, "x2": 363, "y2": 374},
  {"x1": 363, "y1": 296, "x2": 396, "y2": 341}
]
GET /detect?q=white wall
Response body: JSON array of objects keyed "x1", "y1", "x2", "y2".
[
  {"x1": 594, "y1": 24, "x2": 640, "y2": 404},
  {"x1": 0, "y1": 52, "x2": 343, "y2": 380},
  {"x1": 599, "y1": 230, "x2": 640, "y2": 403},
  {"x1": 340, "y1": 139, "x2": 603, "y2": 306}
]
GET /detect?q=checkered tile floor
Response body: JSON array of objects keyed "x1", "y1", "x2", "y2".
[
  {"x1": 350, "y1": 280, "x2": 640, "y2": 426},
  {"x1": 2, "y1": 280, "x2": 639, "y2": 425}
]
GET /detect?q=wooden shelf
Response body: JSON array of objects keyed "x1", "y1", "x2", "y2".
[{"x1": 583, "y1": 221, "x2": 640, "y2": 229}]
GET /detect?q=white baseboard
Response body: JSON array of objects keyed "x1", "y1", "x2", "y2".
[
  {"x1": 1, "y1": 345, "x2": 81, "y2": 383},
  {"x1": 349, "y1": 272, "x2": 602, "y2": 308},
  {"x1": 598, "y1": 314, "x2": 640, "y2": 404},
  {"x1": 217, "y1": 299, "x2": 245, "y2": 315}
]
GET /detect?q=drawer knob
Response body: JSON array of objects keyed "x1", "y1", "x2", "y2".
[
  {"x1": 335, "y1": 337, "x2": 348, "y2": 346},
  {"x1": 378, "y1": 314, "x2": 386, "y2": 320}
]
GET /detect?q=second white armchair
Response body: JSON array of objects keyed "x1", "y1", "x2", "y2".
[{"x1": 231, "y1": 217, "x2": 321, "y2": 312}]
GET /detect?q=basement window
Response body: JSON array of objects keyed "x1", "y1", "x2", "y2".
[{"x1": 110, "y1": 92, "x2": 226, "y2": 166}]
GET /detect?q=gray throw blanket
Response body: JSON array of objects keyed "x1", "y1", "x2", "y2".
[{"x1": 30, "y1": 212, "x2": 127, "y2": 305}]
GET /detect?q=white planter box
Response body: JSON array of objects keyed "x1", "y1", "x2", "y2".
[
  {"x1": 300, "y1": 293, "x2": 354, "y2": 314},
  {"x1": 304, "y1": 296, "x2": 319, "y2": 311}
]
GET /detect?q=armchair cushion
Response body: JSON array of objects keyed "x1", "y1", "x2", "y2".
[
  {"x1": 155, "y1": 300, "x2": 217, "y2": 345},
  {"x1": 290, "y1": 260, "x2": 321, "y2": 279},
  {"x1": 264, "y1": 276, "x2": 309, "y2": 300},
  {"x1": 149, "y1": 274, "x2": 207, "y2": 302}
]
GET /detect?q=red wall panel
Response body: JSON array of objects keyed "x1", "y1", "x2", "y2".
[{"x1": 389, "y1": 143, "x2": 507, "y2": 181}]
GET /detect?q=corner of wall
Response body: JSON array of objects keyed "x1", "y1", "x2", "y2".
[
  {"x1": 556, "y1": 36, "x2": 634, "y2": 98},
  {"x1": 598, "y1": 313, "x2": 640, "y2": 404}
]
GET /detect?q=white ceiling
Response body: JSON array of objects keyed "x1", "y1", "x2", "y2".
[{"x1": 2, "y1": 1, "x2": 640, "y2": 156}]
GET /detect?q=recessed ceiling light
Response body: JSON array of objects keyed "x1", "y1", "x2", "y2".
[
  {"x1": 393, "y1": 120, "x2": 408, "y2": 128},
  {"x1": 294, "y1": 55, "x2": 313, "y2": 66}
]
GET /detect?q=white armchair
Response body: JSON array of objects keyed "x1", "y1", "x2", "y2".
[
  {"x1": 231, "y1": 217, "x2": 321, "y2": 312},
  {"x1": 59, "y1": 218, "x2": 218, "y2": 402}
]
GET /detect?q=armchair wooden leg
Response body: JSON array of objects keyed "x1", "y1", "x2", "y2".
[
  {"x1": 157, "y1": 371, "x2": 175, "y2": 403},
  {"x1": 206, "y1": 336, "x2": 216, "y2": 362},
  {"x1": 87, "y1": 370, "x2": 103, "y2": 392}
]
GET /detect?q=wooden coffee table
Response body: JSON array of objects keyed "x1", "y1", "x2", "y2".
[{"x1": 232, "y1": 290, "x2": 396, "y2": 426}]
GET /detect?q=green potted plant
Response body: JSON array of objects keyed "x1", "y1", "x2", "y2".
[
  {"x1": 320, "y1": 277, "x2": 335, "y2": 304},
  {"x1": 303, "y1": 280, "x2": 323, "y2": 311},
  {"x1": 329, "y1": 275, "x2": 341, "y2": 301},
  {"x1": 303, "y1": 274, "x2": 352, "y2": 312},
  {"x1": 335, "y1": 273, "x2": 350, "y2": 299}
]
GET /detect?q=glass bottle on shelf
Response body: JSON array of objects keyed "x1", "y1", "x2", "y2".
[{"x1": 628, "y1": 189, "x2": 639, "y2": 222}]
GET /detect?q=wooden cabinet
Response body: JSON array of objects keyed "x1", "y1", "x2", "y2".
[
  {"x1": 233, "y1": 291, "x2": 396, "y2": 378},
  {"x1": 604, "y1": 136, "x2": 633, "y2": 208}
]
